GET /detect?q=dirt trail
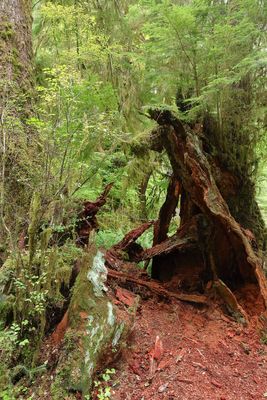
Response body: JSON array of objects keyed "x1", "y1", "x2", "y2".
[{"x1": 102, "y1": 292, "x2": 267, "y2": 400}]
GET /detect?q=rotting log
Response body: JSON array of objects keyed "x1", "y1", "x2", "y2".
[
  {"x1": 49, "y1": 248, "x2": 135, "y2": 397},
  {"x1": 140, "y1": 216, "x2": 200, "y2": 262},
  {"x1": 141, "y1": 234, "x2": 196, "y2": 261},
  {"x1": 148, "y1": 109, "x2": 267, "y2": 316},
  {"x1": 105, "y1": 218, "x2": 198, "y2": 272}
]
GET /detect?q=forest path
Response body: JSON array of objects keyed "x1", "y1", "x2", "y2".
[{"x1": 97, "y1": 292, "x2": 267, "y2": 400}]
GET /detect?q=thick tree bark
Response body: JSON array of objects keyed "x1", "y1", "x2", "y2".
[
  {"x1": 0, "y1": 0, "x2": 33, "y2": 89},
  {"x1": 0, "y1": 0, "x2": 36, "y2": 239},
  {"x1": 203, "y1": 114, "x2": 266, "y2": 248}
]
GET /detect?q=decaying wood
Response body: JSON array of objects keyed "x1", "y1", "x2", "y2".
[
  {"x1": 107, "y1": 268, "x2": 208, "y2": 304},
  {"x1": 213, "y1": 279, "x2": 248, "y2": 324},
  {"x1": 152, "y1": 175, "x2": 180, "y2": 279},
  {"x1": 148, "y1": 109, "x2": 267, "y2": 312},
  {"x1": 113, "y1": 221, "x2": 154, "y2": 251},
  {"x1": 153, "y1": 175, "x2": 180, "y2": 245},
  {"x1": 105, "y1": 221, "x2": 154, "y2": 267},
  {"x1": 105, "y1": 217, "x2": 199, "y2": 270},
  {"x1": 141, "y1": 234, "x2": 196, "y2": 261},
  {"x1": 76, "y1": 183, "x2": 113, "y2": 246}
]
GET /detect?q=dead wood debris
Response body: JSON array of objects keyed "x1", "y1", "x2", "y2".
[
  {"x1": 107, "y1": 268, "x2": 208, "y2": 304},
  {"x1": 76, "y1": 183, "x2": 113, "y2": 246}
]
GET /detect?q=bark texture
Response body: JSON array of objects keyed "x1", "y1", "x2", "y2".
[
  {"x1": 0, "y1": 0, "x2": 36, "y2": 238},
  {"x1": 0, "y1": 0, "x2": 33, "y2": 90},
  {"x1": 148, "y1": 109, "x2": 267, "y2": 318}
]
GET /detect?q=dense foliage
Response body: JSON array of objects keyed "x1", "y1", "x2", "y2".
[
  {"x1": 32, "y1": 0, "x2": 267, "y2": 220},
  {"x1": 0, "y1": 0, "x2": 266, "y2": 397}
]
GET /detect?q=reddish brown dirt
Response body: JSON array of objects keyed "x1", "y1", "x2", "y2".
[{"x1": 102, "y1": 293, "x2": 267, "y2": 400}]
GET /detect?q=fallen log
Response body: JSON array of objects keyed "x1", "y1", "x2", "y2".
[
  {"x1": 48, "y1": 249, "x2": 133, "y2": 397},
  {"x1": 107, "y1": 268, "x2": 208, "y2": 304}
]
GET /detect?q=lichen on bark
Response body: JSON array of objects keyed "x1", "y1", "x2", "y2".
[{"x1": 51, "y1": 247, "x2": 131, "y2": 397}]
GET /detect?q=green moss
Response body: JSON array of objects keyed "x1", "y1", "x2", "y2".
[
  {"x1": 0, "y1": 22, "x2": 14, "y2": 40},
  {"x1": 52, "y1": 249, "x2": 129, "y2": 397}
]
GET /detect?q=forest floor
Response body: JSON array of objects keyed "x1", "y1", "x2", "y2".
[{"x1": 94, "y1": 286, "x2": 267, "y2": 400}]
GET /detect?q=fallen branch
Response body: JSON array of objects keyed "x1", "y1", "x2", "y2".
[
  {"x1": 140, "y1": 234, "x2": 197, "y2": 261},
  {"x1": 107, "y1": 268, "x2": 208, "y2": 304},
  {"x1": 112, "y1": 220, "x2": 154, "y2": 251}
]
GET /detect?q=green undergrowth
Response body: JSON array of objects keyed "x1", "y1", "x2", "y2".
[{"x1": 0, "y1": 193, "x2": 84, "y2": 396}]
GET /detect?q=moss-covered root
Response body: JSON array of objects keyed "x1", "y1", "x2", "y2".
[{"x1": 51, "y1": 248, "x2": 133, "y2": 398}]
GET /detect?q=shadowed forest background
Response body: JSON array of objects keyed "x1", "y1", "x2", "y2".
[{"x1": 0, "y1": 0, "x2": 267, "y2": 399}]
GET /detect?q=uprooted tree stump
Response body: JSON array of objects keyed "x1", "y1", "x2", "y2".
[
  {"x1": 29, "y1": 115, "x2": 267, "y2": 395},
  {"x1": 105, "y1": 110, "x2": 267, "y2": 325},
  {"x1": 147, "y1": 110, "x2": 267, "y2": 322}
]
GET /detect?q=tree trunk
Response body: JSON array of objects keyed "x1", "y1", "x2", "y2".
[
  {"x1": 203, "y1": 113, "x2": 266, "y2": 249},
  {"x1": 0, "y1": 0, "x2": 36, "y2": 240},
  {"x1": 0, "y1": 0, "x2": 33, "y2": 94}
]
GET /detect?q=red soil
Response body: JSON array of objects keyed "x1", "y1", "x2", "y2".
[{"x1": 101, "y1": 292, "x2": 267, "y2": 400}]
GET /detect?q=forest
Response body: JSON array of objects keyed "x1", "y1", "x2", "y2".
[{"x1": 0, "y1": 0, "x2": 267, "y2": 399}]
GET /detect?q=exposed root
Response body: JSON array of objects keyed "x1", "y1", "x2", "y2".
[{"x1": 107, "y1": 268, "x2": 208, "y2": 304}]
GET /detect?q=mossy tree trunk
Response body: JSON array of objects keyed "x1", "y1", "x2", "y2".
[
  {"x1": 0, "y1": 0, "x2": 37, "y2": 243},
  {"x1": 0, "y1": 0, "x2": 33, "y2": 92},
  {"x1": 50, "y1": 248, "x2": 133, "y2": 398},
  {"x1": 203, "y1": 110, "x2": 266, "y2": 250}
]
